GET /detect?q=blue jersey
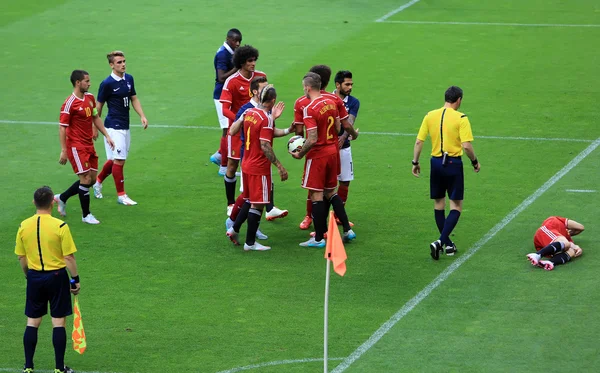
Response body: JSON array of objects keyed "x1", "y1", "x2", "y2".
[
  {"x1": 337, "y1": 94, "x2": 360, "y2": 149},
  {"x1": 236, "y1": 100, "x2": 259, "y2": 160},
  {"x1": 213, "y1": 43, "x2": 235, "y2": 100},
  {"x1": 97, "y1": 73, "x2": 137, "y2": 130}
]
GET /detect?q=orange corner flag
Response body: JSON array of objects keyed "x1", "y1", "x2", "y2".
[
  {"x1": 324, "y1": 211, "x2": 347, "y2": 276},
  {"x1": 72, "y1": 296, "x2": 87, "y2": 354}
]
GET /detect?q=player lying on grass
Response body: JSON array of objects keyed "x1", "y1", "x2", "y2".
[{"x1": 526, "y1": 216, "x2": 585, "y2": 271}]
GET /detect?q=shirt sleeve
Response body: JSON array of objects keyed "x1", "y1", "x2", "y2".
[
  {"x1": 336, "y1": 97, "x2": 349, "y2": 120},
  {"x1": 416, "y1": 114, "x2": 429, "y2": 141},
  {"x1": 97, "y1": 80, "x2": 108, "y2": 103},
  {"x1": 14, "y1": 224, "x2": 25, "y2": 256},
  {"x1": 459, "y1": 115, "x2": 474, "y2": 142},
  {"x1": 60, "y1": 224, "x2": 77, "y2": 256},
  {"x1": 348, "y1": 98, "x2": 360, "y2": 118},
  {"x1": 129, "y1": 76, "x2": 137, "y2": 96},
  {"x1": 59, "y1": 101, "x2": 70, "y2": 127},
  {"x1": 259, "y1": 117, "x2": 274, "y2": 143},
  {"x1": 293, "y1": 100, "x2": 304, "y2": 125},
  {"x1": 215, "y1": 51, "x2": 230, "y2": 72},
  {"x1": 303, "y1": 107, "x2": 317, "y2": 131}
]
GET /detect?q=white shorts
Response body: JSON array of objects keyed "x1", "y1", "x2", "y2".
[
  {"x1": 104, "y1": 128, "x2": 130, "y2": 160},
  {"x1": 215, "y1": 99, "x2": 229, "y2": 129},
  {"x1": 338, "y1": 146, "x2": 354, "y2": 182}
]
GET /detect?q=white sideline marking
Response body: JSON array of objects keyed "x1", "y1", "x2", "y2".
[
  {"x1": 566, "y1": 189, "x2": 596, "y2": 193},
  {"x1": 215, "y1": 357, "x2": 344, "y2": 373},
  {"x1": 331, "y1": 137, "x2": 600, "y2": 373},
  {"x1": 375, "y1": 0, "x2": 421, "y2": 23},
  {"x1": 0, "y1": 120, "x2": 594, "y2": 143},
  {"x1": 381, "y1": 20, "x2": 600, "y2": 28},
  {"x1": 0, "y1": 369, "x2": 123, "y2": 373}
]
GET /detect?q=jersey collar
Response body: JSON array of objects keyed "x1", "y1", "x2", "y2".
[
  {"x1": 223, "y1": 42, "x2": 234, "y2": 55},
  {"x1": 111, "y1": 72, "x2": 125, "y2": 81},
  {"x1": 332, "y1": 89, "x2": 349, "y2": 103}
]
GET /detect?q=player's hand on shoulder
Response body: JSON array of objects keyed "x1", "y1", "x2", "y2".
[{"x1": 59, "y1": 150, "x2": 68, "y2": 165}]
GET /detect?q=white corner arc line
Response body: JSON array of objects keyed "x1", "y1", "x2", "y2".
[
  {"x1": 332, "y1": 137, "x2": 600, "y2": 373},
  {"x1": 380, "y1": 20, "x2": 600, "y2": 28},
  {"x1": 0, "y1": 120, "x2": 594, "y2": 143},
  {"x1": 375, "y1": 0, "x2": 420, "y2": 23},
  {"x1": 215, "y1": 357, "x2": 344, "y2": 373},
  {"x1": 566, "y1": 189, "x2": 596, "y2": 193}
]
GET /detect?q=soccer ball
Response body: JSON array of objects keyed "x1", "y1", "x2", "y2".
[{"x1": 287, "y1": 135, "x2": 305, "y2": 154}]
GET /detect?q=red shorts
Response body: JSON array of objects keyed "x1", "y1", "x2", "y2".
[
  {"x1": 67, "y1": 145, "x2": 98, "y2": 175},
  {"x1": 301, "y1": 152, "x2": 340, "y2": 191},
  {"x1": 228, "y1": 134, "x2": 242, "y2": 160},
  {"x1": 242, "y1": 172, "x2": 272, "y2": 204},
  {"x1": 533, "y1": 226, "x2": 570, "y2": 250}
]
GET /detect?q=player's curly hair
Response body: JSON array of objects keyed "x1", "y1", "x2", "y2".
[
  {"x1": 259, "y1": 84, "x2": 276, "y2": 104},
  {"x1": 309, "y1": 65, "x2": 331, "y2": 90},
  {"x1": 233, "y1": 45, "x2": 259, "y2": 69}
]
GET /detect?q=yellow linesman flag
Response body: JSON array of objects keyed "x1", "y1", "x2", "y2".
[{"x1": 72, "y1": 296, "x2": 87, "y2": 354}]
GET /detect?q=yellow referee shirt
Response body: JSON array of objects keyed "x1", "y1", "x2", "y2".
[
  {"x1": 15, "y1": 214, "x2": 77, "y2": 271},
  {"x1": 417, "y1": 107, "x2": 474, "y2": 157}
]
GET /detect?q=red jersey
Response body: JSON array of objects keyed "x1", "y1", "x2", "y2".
[
  {"x1": 220, "y1": 70, "x2": 267, "y2": 125},
  {"x1": 241, "y1": 108, "x2": 273, "y2": 175},
  {"x1": 539, "y1": 216, "x2": 572, "y2": 241},
  {"x1": 59, "y1": 93, "x2": 96, "y2": 147},
  {"x1": 294, "y1": 90, "x2": 349, "y2": 128},
  {"x1": 303, "y1": 97, "x2": 340, "y2": 159}
]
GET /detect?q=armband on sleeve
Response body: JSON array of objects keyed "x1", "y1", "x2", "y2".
[{"x1": 92, "y1": 108, "x2": 98, "y2": 116}]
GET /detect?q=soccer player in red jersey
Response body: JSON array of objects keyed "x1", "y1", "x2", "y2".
[
  {"x1": 292, "y1": 72, "x2": 359, "y2": 247},
  {"x1": 226, "y1": 85, "x2": 289, "y2": 251},
  {"x1": 294, "y1": 65, "x2": 358, "y2": 231},
  {"x1": 219, "y1": 45, "x2": 267, "y2": 216},
  {"x1": 526, "y1": 216, "x2": 585, "y2": 271},
  {"x1": 55, "y1": 70, "x2": 115, "y2": 224}
]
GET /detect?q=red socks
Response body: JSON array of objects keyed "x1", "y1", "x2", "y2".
[
  {"x1": 220, "y1": 136, "x2": 228, "y2": 167},
  {"x1": 229, "y1": 194, "x2": 246, "y2": 221},
  {"x1": 112, "y1": 163, "x2": 125, "y2": 196},
  {"x1": 97, "y1": 160, "x2": 114, "y2": 183},
  {"x1": 337, "y1": 184, "x2": 349, "y2": 204}
]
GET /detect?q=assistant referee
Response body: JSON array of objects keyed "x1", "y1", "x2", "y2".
[
  {"x1": 15, "y1": 186, "x2": 80, "y2": 373},
  {"x1": 411, "y1": 86, "x2": 481, "y2": 260}
]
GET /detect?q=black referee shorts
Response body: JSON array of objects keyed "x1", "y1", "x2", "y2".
[
  {"x1": 25, "y1": 268, "x2": 72, "y2": 318},
  {"x1": 430, "y1": 156, "x2": 464, "y2": 200}
]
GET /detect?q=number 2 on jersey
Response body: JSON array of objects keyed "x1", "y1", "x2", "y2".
[{"x1": 327, "y1": 116, "x2": 335, "y2": 140}]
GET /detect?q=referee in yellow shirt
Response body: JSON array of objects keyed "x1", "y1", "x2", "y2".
[
  {"x1": 411, "y1": 86, "x2": 481, "y2": 260},
  {"x1": 15, "y1": 186, "x2": 80, "y2": 373}
]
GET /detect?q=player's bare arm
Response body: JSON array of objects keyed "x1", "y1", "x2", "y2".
[
  {"x1": 294, "y1": 123, "x2": 304, "y2": 136},
  {"x1": 18, "y1": 255, "x2": 28, "y2": 277},
  {"x1": 96, "y1": 101, "x2": 105, "y2": 117},
  {"x1": 58, "y1": 125, "x2": 68, "y2": 165},
  {"x1": 229, "y1": 116, "x2": 244, "y2": 136},
  {"x1": 412, "y1": 139, "x2": 424, "y2": 177},
  {"x1": 341, "y1": 117, "x2": 359, "y2": 139},
  {"x1": 567, "y1": 219, "x2": 585, "y2": 236},
  {"x1": 293, "y1": 129, "x2": 317, "y2": 159},
  {"x1": 462, "y1": 142, "x2": 480, "y2": 172},
  {"x1": 261, "y1": 140, "x2": 288, "y2": 181},
  {"x1": 92, "y1": 115, "x2": 115, "y2": 150},
  {"x1": 130, "y1": 95, "x2": 148, "y2": 129},
  {"x1": 64, "y1": 254, "x2": 80, "y2": 295}
]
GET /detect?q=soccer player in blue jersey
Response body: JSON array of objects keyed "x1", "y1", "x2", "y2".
[
  {"x1": 333, "y1": 70, "x2": 360, "y2": 222},
  {"x1": 210, "y1": 28, "x2": 242, "y2": 176},
  {"x1": 93, "y1": 51, "x2": 148, "y2": 206}
]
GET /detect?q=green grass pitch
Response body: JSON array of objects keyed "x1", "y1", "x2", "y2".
[{"x1": 1, "y1": 0, "x2": 599, "y2": 372}]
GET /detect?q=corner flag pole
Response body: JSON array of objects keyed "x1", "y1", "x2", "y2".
[{"x1": 324, "y1": 254, "x2": 331, "y2": 373}]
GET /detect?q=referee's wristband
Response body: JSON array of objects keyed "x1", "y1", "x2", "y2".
[
  {"x1": 471, "y1": 158, "x2": 478, "y2": 167},
  {"x1": 411, "y1": 160, "x2": 419, "y2": 166},
  {"x1": 71, "y1": 275, "x2": 80, "y2": 284}
]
